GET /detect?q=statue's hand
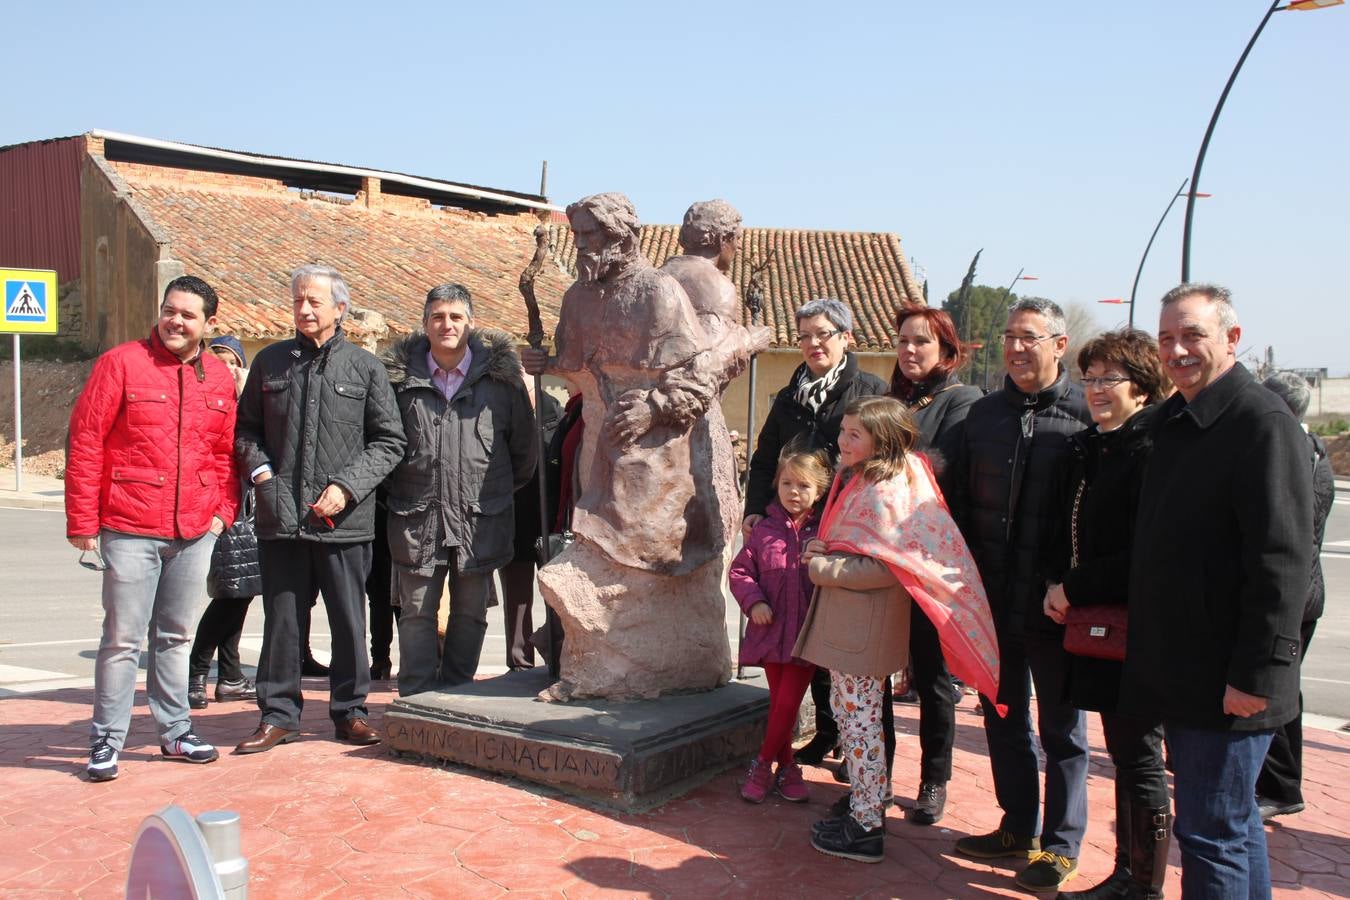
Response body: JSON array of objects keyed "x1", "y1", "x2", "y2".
[
  {"x1": 520, "y1": 347, "x2": 549, "y2": 376},
  {"x1": 605, "y1": 393, "x2": 654, "y2": 446},
  {"x1": 747, "y1": 325, "x2": 773, "y2": 355}
]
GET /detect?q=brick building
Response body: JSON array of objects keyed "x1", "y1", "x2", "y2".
[{"x1": 0, "y1": 130, "x2": 924, "y2": 436}]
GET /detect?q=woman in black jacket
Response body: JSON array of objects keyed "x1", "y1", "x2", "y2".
[
  {"x1": 743, "y1": 298, "x2": 887, "y2": 767},
  {"x1": 887, "y1": 304, "x2": 982, "y2": 826},
  {"x1": 1043, "y1": 329, "x2": 1170, "y2": 900}
]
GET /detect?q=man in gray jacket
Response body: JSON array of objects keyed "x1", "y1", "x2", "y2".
[
  {"x1": 383, "y1": 284, "x2": 535, "y2": 695},
  {"x1": 234, "y1": 265, "x2": 405, "y2": 753}
]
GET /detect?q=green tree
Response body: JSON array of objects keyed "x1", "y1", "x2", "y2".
[{"x1": 942, "y1": 284, "x2": 1021, "y2": 389}]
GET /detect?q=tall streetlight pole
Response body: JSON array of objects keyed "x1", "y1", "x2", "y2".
[
  {"x1": 1132, "y1": 179, "x2": 1209, "y2": 326},
  {"x1": 982, "y1": 271, "x2": 1037, "y2": 391},
  {"x1": 1180, "y1": 0, "x2": 1342, "y2": 281}
]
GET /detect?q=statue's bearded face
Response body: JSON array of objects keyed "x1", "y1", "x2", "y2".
[{"x1": 572, "y1": 208, "x2": 630, "y2": 284}]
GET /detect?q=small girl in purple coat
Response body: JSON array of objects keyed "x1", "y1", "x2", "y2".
[{"x1": 730, "y1": 448, "x2": 833, "y2": 804}]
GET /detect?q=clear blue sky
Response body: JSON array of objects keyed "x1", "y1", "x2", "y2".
[{"x1": 5, "y1": 1, "x2": 1346, "y2": 372}]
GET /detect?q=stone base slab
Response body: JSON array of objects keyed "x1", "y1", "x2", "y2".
[{"x1": 383, "y1": 668, "x2": 769, "y2": 811}]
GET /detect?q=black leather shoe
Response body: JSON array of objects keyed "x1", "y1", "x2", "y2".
[
  {"x1": 793, "y1": 732, "x2": 840, "y2": 766},
  {"x1": 370, "y1": 658, "x2": 393, "y2": 680},
  {"x1": 909, "y1": 781, "x2": 947, "y2": 826},
  {"x1": 214, "y1": 678, "x2": 257, "y2": 702},
  {"x1": 188, "y1": 676, "x2": 208, "y2": 710},
  {"x1": 335, "y1": 718, "x2": 381, "y2": 745},
  {"x1": 234, "y1": 723, "x2": 299, "y2": 754},
  {"x1": 301, "y1": 655, "x2": 330, "y2": 678},
  {"x1": 1257, "y1": 796, "x2": 1304, "y2": 823}
]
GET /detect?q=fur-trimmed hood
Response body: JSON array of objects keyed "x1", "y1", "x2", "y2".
[{"x1": 384, "y1": 327, "x2": 521, "y2": 388}]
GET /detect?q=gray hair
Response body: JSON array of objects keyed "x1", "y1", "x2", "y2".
[
  {"x1": 1263, "y1": 371, "x2": 1311, "y2": 420},
  {"x1": 795, "y1": 298, "x2": 853, "y2": 334},
  {"x1": 424, "y1": 283, "x2": 474, "y2": 319},
  {"x1": 1008, "y1": 297, "x2": 1066, "y2": 336},
  {"x1": 679, "y1": 199, "x2": 741, "y2": 251},
  {"x1": 290, "y1": 264, "x2": 350, "y2": 310},
  {"x1": 1160, "y1": 282, "x2": 1238, "y2": 331}
]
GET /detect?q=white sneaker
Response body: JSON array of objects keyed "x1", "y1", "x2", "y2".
[
  {"x1": 87, "y1": 736, "x2": 119, "y2": 782},
  {"x1": 161, "y1": 731, "x2": 219, "y2": 764}
]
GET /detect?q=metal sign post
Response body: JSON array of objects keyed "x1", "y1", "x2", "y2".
[{"x1": 0, "y1": 268, "x2": 60, "y2": 492}]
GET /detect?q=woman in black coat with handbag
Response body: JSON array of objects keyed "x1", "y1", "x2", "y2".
[{"x1": 1043, "y1": 329, "x2": 1170, "y2": 900}]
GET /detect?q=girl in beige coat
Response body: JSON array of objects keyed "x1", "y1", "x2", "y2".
[{"x1": 797, "y1": 396, "x2": 1000, "y2": 863}]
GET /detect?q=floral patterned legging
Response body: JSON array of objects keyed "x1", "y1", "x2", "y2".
[{"x1": 830, "y1": 670, "x2": 891, "y2": 829}]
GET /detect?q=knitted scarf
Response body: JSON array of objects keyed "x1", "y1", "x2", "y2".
[
  {"x1": 793, "y1": 357, "x2": 846, "y2": 413},
  {"x1": 818, "y1": 454, "x2": 1006, "y2": 715}
]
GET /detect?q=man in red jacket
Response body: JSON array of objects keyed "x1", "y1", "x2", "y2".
[{"x1": 66, "y1": 275, "x2": 240, "y2": 782}]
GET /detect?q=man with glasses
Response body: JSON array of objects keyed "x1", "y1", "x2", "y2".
[
  {"x1": 948, "y1": 297, "x2": 1092, "y2": 892},
  {"x1": 66, "y1": 275, "x2": 241, "y2": 782}
]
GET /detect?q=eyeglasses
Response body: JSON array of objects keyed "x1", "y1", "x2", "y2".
[
  {"x1": 796, "y1": 329, "x2": 842, "y2": 344},
  {"x1": 1002, "y1": 333, "x2": 1063, "y2": 349},
  {"x1": 79, "y1": 550, "x2": 108, "y2": 572},
  {"x1": 1082, "y1": 375, "x2": 1132, "y2": 390}
]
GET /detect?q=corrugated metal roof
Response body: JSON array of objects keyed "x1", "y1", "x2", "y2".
[{"x1": 0, "y1": 136, "x2": 84, "y2": 281}]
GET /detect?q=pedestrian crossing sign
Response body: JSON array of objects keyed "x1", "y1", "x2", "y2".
[{"x1": 0, "y1": 268, "x2": 59, "y2": 334}]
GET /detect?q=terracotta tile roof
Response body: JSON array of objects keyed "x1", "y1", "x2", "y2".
[
  {"x1": 114, "y1": 161, "x2": 920, "y2": 350},
  {"x1": 546, "y1": 224, "x2": 921, "y2": 351},
  {"x1": 113, "y1": 161, "x2": 572, "y2": 342}
]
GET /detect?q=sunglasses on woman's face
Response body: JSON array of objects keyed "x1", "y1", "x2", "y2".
[{"x1": 79, "y1": 550, "x2": 108, "y2": 572}]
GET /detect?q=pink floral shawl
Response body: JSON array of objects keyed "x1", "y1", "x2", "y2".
[{"x1": 819, "y1": 454, "x2": 1006, "y2": 716}]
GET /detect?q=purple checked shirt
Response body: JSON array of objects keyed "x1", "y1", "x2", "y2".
[{"x1": 428, "y1": 345, "x2": 472, "y2": 400}]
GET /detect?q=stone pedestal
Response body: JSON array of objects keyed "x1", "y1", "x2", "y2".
[{"x1": 383, "y1": 668, "x2": 768, "y2": 811}]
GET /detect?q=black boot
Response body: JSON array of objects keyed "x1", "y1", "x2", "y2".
[
  {"x1": 1059, "y1": 781, "x2": 1131, "y2": 898},
  {"x1": 1125, "y1": 803, "x2": 1169, "y2": 899},
  {"x1": 301, "y1": 639, "x2": 330, "y2": 678},
  {"x1": 793, "y1": 731, "x2": 840, "y2": 766},
  {"x1": 188, "y1": 675, "x2": 208, "y2": 710}
]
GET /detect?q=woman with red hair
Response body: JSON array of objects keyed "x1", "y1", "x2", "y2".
[{"x1": 886, "y1": 303, "x2": 983, "y2": 826}]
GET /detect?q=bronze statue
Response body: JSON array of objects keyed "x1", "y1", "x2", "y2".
[{"x1": 523, "y1": 193, "x2": 736, "y2": 701}]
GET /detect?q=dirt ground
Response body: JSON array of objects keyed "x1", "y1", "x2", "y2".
[
  {"x1": 3, "y1": 360, "x2": 1349, "y2": 480},
  {"x1": 0, "y1": 360, "x2": 93, "y2": 477}
]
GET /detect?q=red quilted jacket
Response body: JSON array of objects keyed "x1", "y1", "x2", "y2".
[{"x1": 66, "y1": 330, "x2": 240, "y2": 539}]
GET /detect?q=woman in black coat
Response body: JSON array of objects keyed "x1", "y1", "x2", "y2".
[
  {"x1": 1043, "y1": 329, "x2": 1169, "y2": 900},
  {"x1": 887, "y1": 304, "x2": 982, "y2": 826}
]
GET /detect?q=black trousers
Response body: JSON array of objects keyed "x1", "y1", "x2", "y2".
[
  {"x1": 1256, "y1": 618, "x2": 1317, "y2": 806},
  {"x1": 256, "y1": 540, "x2": 373, "y2": 730},
  {"x1": 188, "y1": 596, "x2": 252, "y2": 682},
  {"x1": 499, "y1": 558, "x2": 537, "y2": 669},
  {"x1": 366, "y1": 530, "x2": 398, "y2": 662},
  {"x1": 1101, "y1": 710, "x2": 1168, "y2": 808},
  {"x1": 910, "y1": 604, "x2": 956, "y2": 783}
]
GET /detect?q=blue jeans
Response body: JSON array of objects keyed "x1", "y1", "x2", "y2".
[
  {"x1": 91, "y1": 529, "x2": 216, "y2": 751},
  {"x1": 980, "y1": 634, "x2": 1089, "y2": 857},
  {"x1": 1165, "y1": 723, "x2": 1275, "y2": 900}
]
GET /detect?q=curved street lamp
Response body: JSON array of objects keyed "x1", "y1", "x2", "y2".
[
  {"x1": 1131, "y1": 180, "x2": 1210, "y2": 325},
  {"x1": 1180, "y1": 0, "x2": 1342, "y2": 281}
]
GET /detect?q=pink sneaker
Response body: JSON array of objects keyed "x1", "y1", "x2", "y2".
[
  {"x1": 775, "y1": 762, "x2": 810, "y2": 802},
  {"x1": 740, "y1": 758, "x2": 773, "y2": 803}
]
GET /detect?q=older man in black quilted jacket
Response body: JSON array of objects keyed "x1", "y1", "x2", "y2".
[
  {"x1": 947, "y1": 298, "x2": 1092, "y2": 894},
  {"x1": 233, "y1": 265, "x2": 405, "y2": 753}
]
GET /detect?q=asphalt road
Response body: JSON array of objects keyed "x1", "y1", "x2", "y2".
[{"x1": 3, "y1": 496, "x2": 1348, "y2": 723}]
